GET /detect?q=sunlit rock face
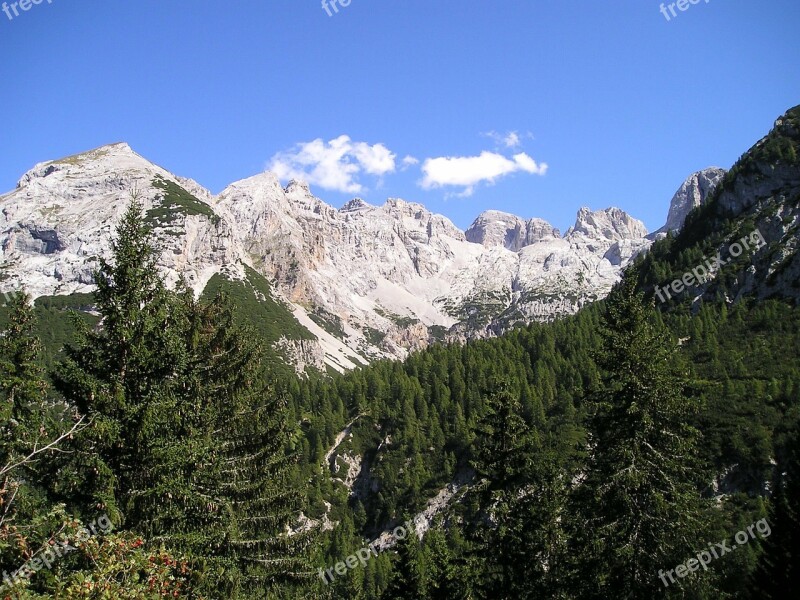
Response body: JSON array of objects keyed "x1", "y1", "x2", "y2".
[{"x1": 1, "y1": 143, "x2": 657, "y2": 369}]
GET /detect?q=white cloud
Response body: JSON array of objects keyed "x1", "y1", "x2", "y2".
[
  {"x1": 483, "y1": 130, "x2": 532, "y2": 149},
  {"x1": 504, "y1": 132, "x2": 521, "y2": 148},
  {"x1": 268, "y1": 135, "x2": 397, "y2": 194},
  {"x1": 351, "y1": 141, "x2": 396, "y2": 175},
  {"x1": 420, "y1": 151, "x2": 547, "y2": 196}
]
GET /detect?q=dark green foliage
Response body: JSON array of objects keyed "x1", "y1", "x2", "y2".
[
  {"x1": 0, "y1": 294, "x2": 49, "y2": 418},
  {"x1": 200, "y1": 265, "x2": 316, "y2": 377},
  {"x1": 0, "y1": 293, "x2": 79, "y2": 495},
  {"x1": 50, "y1": 198, "x2": 316, "y2": 597},
  {"x1": 4, "y1": 270, "x2": 798, "y2": 599},
  {"x1": 53, "y1": 197, "x2": 188, "y2": 524},
  {"x1": 4, "y1": 107, "x2": 800, "y2": 597},
  {"x1": 145, "y1": 175, "x2": 219, "y2": 227},
  {"x1": 0, "y1": 293, "x2": 98, "y2": 373},
  {"x1": 381, "y1": 531, "x2": 428, "y2": 599},
  {"x1": 364, "y1": 326, "x2": 387, "y2": 347},
  {"x1": 0, "y1": 295, "x2": 87, "y2": 596},
  {"x1": 309, "y1": 306, "x2": 347, "y2": 340},
  {"x1": 292, "y1": 286, "x2": 800, "y2": 599},
  {"x1": 463, "y1": 379, "x2": 567, "y2": 599},
  {"x1": 751, "y1": 411, "x2": 800, "y2": 598},
  {"x1": 723, "y1": 105, "x2": 800, "y2": 183},
  {"x1": 634, "y1": 105, "x2": 800, "y2": 309},
  {"x1": 567, "y1": 278, "x2": 710, "y2": 599}
]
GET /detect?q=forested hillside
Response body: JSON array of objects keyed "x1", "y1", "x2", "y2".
[
  {"x1": 289, "y1": 107, "x2": 800, "y2": 599},
  {"x1": 293, "y1": 292, "x2": 799, "y2": 599}
]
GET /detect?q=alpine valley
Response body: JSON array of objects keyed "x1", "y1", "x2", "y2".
[{"x1": 1, "y1": 106, "x2": 799, "y2": 599}]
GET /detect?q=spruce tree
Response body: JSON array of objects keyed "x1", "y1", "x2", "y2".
[
  {"x1": 0, "y1": 292, "x2": 79, "y2": 512},
  {"x1": 568, "y1": 276, "x2": 711, "y2": 599},
  {"x1": 1, "y1": 293, "x2": 49, "y2": 532},
  {"x1": 381, "y1": 529, "x2": 427, "y2": 600},
  {"x1": 54, "y1": 198, "x2": 315, "y2": 597},
  {"x1": 465, "y1": 379, "x2": 568, "y2": 599},
  {"x1": 54, "y1": 197, "x2": 189, "y2": 525},
  {"x1": 0, "y1": 293, "x2": 85, "y2": 592},
  {"x1": 0, "y1": 293, "x2": 48, "y2": 412},
  {"x1": 422, "y1": 527, "x2": 463, "y2": 600},
  {"x1": 751, "y1": 412, "x2": 800, "y2": 598},
  {"x1": 464, "y1": 380, "x2": 536, "y2": 598}
]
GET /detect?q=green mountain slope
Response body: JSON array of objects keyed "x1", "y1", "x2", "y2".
[
  {"x1": 200, "y1": 265, "x2": 317, "y2": 377},
  {"x1": 0, "y1": 293, "x2": 99, "y2": 372},
  {"x1": 1, "y1": 265, "x2": 317, "y2": 379},
  {"x1": 290, "y1": 106, "x2": 800, "y2": 599},
  {"x1": 635, "y1": 105, "x2": 800, "y2": 307}
]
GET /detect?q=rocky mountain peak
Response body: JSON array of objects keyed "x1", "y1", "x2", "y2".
[
  {"x1": 465, "y1": 211, "x2": 525, "y2": 247},
  {"x1": 465, "y1": 211, "x2": 559, "y2": 251},
  {"x1": 285, "y1": 179, "x2": 312, "y2": 195},
  {"x1": 567, "y1": 207, "x2": 648, "y2": 242},
  {"x1": 0, "y1": 142, "x2": 683, "y2": 372},
  {"x1": 382, "y1": 198, "x2": 429, "y2": 218},
  {"x1": 525, "y1": 218, "x2": 561, "y2": 243},
  {"x1": 218, "y1": 172, "x2": 284, "y2": 207},
  {"x1": 340, "y1": 198, "x2": 372, "y2": 212},
  {"x1": 657, "y1": 167, "x2": 726, "y2": 235},
  {"x1": 15, "y1": 142, "x2": 155, "y2": 191}
]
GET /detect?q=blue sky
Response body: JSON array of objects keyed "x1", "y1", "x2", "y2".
[{"x1": 1, "y1": 0, "x2": 798, "y2": 233}]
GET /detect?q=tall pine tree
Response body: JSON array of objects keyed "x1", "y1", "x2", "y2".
[
  {"x1": 0, "y1": 293, "x2": 86, "y2": 592},
  {"x1": 54, "y1": 198, "x2": 315, "y2": 597},
  {"x1": 751, "y1": 410, "x2": 800, "y2": 598},
  {"x1": 568, "y1": 276, "x2": 712, "y2": 599},
  {"x1": 465, "y1": 378, "x2": 566, "y2": 599}
]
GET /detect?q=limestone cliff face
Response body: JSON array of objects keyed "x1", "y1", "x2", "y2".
[
  {"x1": 694, "y1": 111, "x2": 800, "y2": 304},
  {"x1": 276, "y1": 337, "x2": 326, "y2": 375},
  {"x1": 655, "y1": 168, "x2": 727, "y2": 236},
  {"x1": 639, "y1": 107, "x2": 800, "y2": 310},
  {"x1": 465, "y1": 210, "x2": 560, "y2": 250},
  {"x1": 0, "y1": 142, "x2": 666, "y2": 370},
  {"x1": 0, "y1": 143, "x2": 246, "y2": 299}
]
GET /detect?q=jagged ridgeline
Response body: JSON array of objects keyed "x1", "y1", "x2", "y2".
[
  {"x1": 0, "y1": 140, "x2": 655, "y2": 375},
  {"x1": 0, "y1": 178, "x2": 333, "y2": 382},
  {"x1": 635, "y1": 104, "x2": 800, "y2": 304}
]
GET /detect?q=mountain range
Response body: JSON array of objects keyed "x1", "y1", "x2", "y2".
[{"x1": 0, "y1": 142, "x2": 724, "y2": 373}]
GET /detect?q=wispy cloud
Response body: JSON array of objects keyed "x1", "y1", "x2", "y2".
[
  {"x1": 483, "y1": 130, "x2": 533, "y2": 149},
  {"x1": 268, "y1": 135, "x2": 396, "y2": 194},
  {"x1": 401, "y1": 155, "x2": 420, "y2": 170},
  {"x1": 420, "y1": 151, "x2": 548, "y2": 197}
]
